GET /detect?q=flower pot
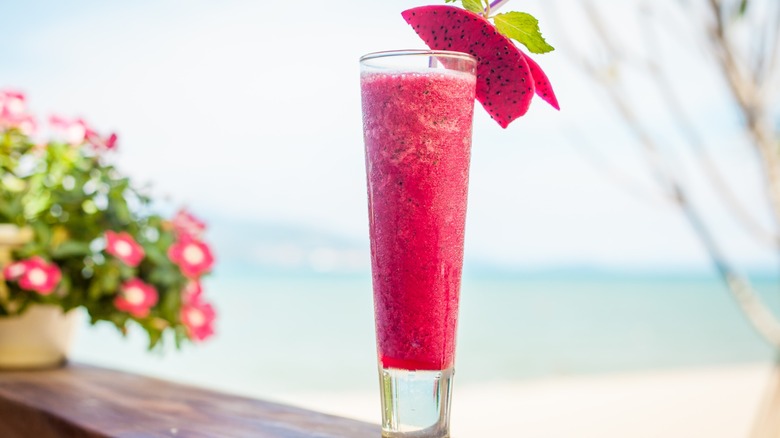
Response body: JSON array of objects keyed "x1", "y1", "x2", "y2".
[
  {"x1": 0, "y1": 305, "x2": 79, "y2": 369},
  {"x1": 0, "y1": 224, "x2": 33, "y2": 248},
  {"x1": 0, "y1": 224, "x2": 77, "y2": 369}
]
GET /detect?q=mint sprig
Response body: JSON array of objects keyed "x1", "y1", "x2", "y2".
[
  {"x1": 444, "y1": 0, "x2": 554, "y2": 55},
  {"x1": 461, "y1": 0, "x2": 484, "y2": 13},
  {"x1": 494, "y1": 12, "x2": 554, "y2": 54}
]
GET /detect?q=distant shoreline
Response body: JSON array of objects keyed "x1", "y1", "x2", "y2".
[{"x1": 210, "y1": 262, "x2": 780, "y2": 282}]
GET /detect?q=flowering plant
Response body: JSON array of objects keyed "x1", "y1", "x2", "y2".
[{"x1": 0, "y1": 90, "x2": 216, "y2": 348}]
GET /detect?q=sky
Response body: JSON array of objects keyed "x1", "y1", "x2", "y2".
[{"x1": 1, "y1": 0, "x2": 778, "y2": 272}]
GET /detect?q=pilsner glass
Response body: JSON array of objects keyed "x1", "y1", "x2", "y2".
[{"x1": 360, "y1": 50, "x2": 477, "y2": 438}]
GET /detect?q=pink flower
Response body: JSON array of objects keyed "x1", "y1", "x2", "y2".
[
  {"x1": 49, "y1": 115, "x2": 91, "y2": 145},
  {"x1": 5, "y1": 257, "x2": 62, "y2": 295},
  {"x1": 182, "y1": 280, "x2": 203, "y2": 305},
  {"x1": 181, "y1": 300, "x2": 216, "y2": 341},
  {"x1": 12, "y1": 114, "x2": 36, "y2": 135},
  {"x1": 168, "y1": 235, "x2": 215, "y2": 278},
  {"x1": 106, "y1": 133, "x2": 118, "y2": 148},
  {"x1": 88, "y1": 131, "x2": 118, "y2": 151},
  {"x1": 0, "y1": 90, "x2": 37, "y2": 135},
  {"x1": 49, "y1": 115, "x2": 117, "y2": 150},
  {"x1": 114, "y1": 278, "x2": 158, "y2": 318},
  {"x1": 172, "y1": 209, "x2": 206, "y2": 238},
  {"x1": 2, "y1": 261, "x2": 28, "y2": 281},
  {"x1": 105, "y1": 231, "x2": 145, "y2": 267},
  {"x1": 0, "y1": 91, "x2": 26, "y2": 115}
]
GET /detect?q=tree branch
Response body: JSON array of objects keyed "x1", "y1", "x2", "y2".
[
  {"x1": 704, "y1": 0, "x2": 780, "y2": 229},
  {"x1": 572, "y1": 0, "x2": 780, "y2": 348},
  {"x1": 637, "y1": 8, "x2": 780, "y2": 246}
]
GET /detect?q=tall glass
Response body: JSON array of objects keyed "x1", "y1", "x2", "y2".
[{"x1": 360, "y1": 50, "x2": 477, "y2": 438}]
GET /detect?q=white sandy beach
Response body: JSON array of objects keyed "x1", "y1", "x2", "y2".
[{"x1": 280, "y1": 363, "x2": 773, "y2": 438}]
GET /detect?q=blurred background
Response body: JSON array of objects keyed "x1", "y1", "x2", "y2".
[{"x1": 2, "y1": 0, "x2": 779, "y2": 436}]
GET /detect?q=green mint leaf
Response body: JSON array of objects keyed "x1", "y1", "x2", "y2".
[
  {"x1": 462, "y1": 0, "x2": 483, "y2": 13},
  {"x1": 493, "y1": 12, "x2": 555, "y2": 54},
  {"x1": 444, "y1": 0, "x2": 458, "y2": 3}
]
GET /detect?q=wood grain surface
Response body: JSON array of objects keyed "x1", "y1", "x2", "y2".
[{"x1": 0, "y1": 363, "x2": 380, "y2": 438}]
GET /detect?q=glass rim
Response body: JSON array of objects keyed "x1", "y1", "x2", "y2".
[{"x1": 359, "y1": 49, "x2": 477, "y2": 64}]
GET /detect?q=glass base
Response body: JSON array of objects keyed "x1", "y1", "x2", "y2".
[{"x1": 379, "y1": 366, "x2": 454, "y2": 438}]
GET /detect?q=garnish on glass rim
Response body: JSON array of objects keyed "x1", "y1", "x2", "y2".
[{"x1": 403, "y1": 0, "x2": 559, "y2": 128}]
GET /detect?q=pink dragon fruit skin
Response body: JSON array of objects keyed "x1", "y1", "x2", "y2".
[
  {"x1": 522, "y1": 52, "x2": 559, "y2": 110},
  {"x1": 402, "y1": 5, "x2": 559, "y2": 128}
]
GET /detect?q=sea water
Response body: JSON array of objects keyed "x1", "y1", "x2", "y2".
[{"x1": 70, "y1": 270, "x2": 779, "y2": 399}]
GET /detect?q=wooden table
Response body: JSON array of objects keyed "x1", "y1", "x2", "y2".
[{"x1": 0, "y1": 363, "x2": 381, "y2": 437}]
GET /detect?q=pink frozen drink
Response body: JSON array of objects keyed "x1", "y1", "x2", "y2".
[{"x1": 362, "y1": 67, "x2": 475, "y2": 371}]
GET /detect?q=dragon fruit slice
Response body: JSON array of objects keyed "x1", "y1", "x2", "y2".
[
  {"x1": 402, "y1": 5, "x2": 532, "y2": 128},
  {"x1": 522, "y1": 52, "x2": 559, "y2": 110},
  {"x1": 402, "y1": 5, "x2": 558, "y2": 128}
]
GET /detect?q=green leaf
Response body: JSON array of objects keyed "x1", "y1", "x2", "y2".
[
  {"x1": 24, "y1": 191, "x2": 52, "y2": 219},
  {"x1": 149, "y1": 266, "x2": 179, "y2": 287},
  {"x1": 0, "y1": 198, "x2": 23, "y2": 221},
  {"x1": 51, "y1": 240, "x2": 92, "y2": 259},
  {"x1": 493, "y1": 12, "x2": 555, "y2": 54},
  {"x1": 739, "y1": 0, "x2": 748, "y2": 16},
  {"x1": 444, "y1": 0, "x2": 483, "y2": 13},
  {"x1": 100, "y1": 266, "x2": 120, "y2": 293},
  {"x1": 462, "y1": 0, "x2": 483, "y2": 13},
  {"x1": 32, "y1": 221, "x2": 51, "y2": 247},
  {"x1": 160, "y1": 286, "x2": 181, "y2": 321},
  {"x1": 88, "y1": 280, "x2": 103, "y2": 300},
  {"x1": 147, "y1": 329, "x2": 162, "y2": 350}
]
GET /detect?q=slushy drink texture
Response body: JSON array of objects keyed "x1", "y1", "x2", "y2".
[{"x1": 361, "y1": 69, "x2": 476, "y2": 371}]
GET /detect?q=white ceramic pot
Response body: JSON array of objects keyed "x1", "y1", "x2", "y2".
[
  {"x1": 0, "y1": 224, "x2": 32, "y2": 248},
  {"x1": 0, "y1": 305, "x2": 79, "y2": 369},
  {"x1": 0, "y1": 224, "x2": 78, "y2": 369}
]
